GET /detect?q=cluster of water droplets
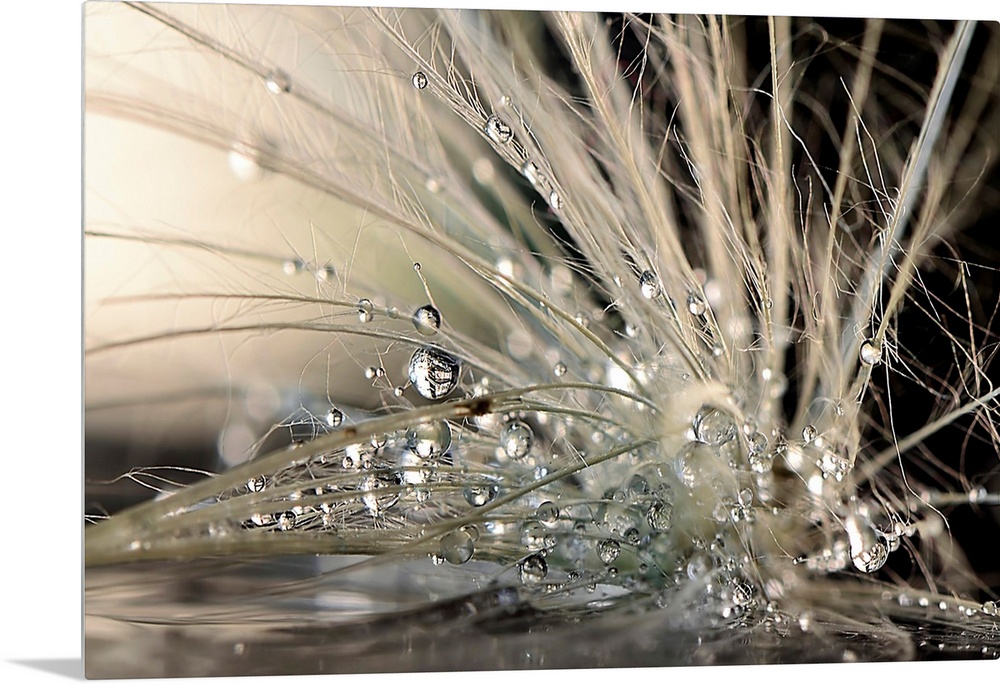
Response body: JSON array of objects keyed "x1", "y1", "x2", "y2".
[{"x1": 172, "y1": 63, "x2": 999, "y2": 653}]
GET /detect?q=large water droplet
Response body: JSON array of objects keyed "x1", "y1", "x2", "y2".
[
  {"x1": 694, "y1": 406, "x2": 737, "y2": 446},
  {"x1": 520, "y1": 521, "x2": 553, "y2": 550},
  {"x1": 553, "y1": 361, "x2": 568, "y2": 377},
  {"x1": 846, "y1": 515, "x2": 889, "y2": 573},
  {"x1": 357, "y1": 298, "x2": 374, "y2": 323},
  {"x1": 246, "y1": 476, "x2": 266, "y2": 493},
  {"x1": 408, "y1": 347, "x2": 461, "y2": 400},
  {"x1": 325, "y1": 407, "x2": 344, "y2": 428},
  {"x1": 518, "y1": 553, "x2": 548, "y2": 585},
  {"x1": 646, "y1": 500, "x2": 672, "y2": 530},
  {"x1": 535, "y1": 501, "x2": 560, "y2": 525},
  {"x1": 285, "y1": 259, "x2": 308, "y2": 276},
  {"x1": 500, "y1": 420, "x2": 533, "y2": 459},
  {"x1": 522, "y1": 159, "x2": 541, "y2": 186},
  {"x1": 548, "y1": 190, "x2": 563, "y2": 210},
  {"x1": 265, "y1": 70, "x2": 290, "y2": 94},
  {"x1": 801, "y1": 425, "x2": 818, "y2": 443},
  {"x1": 597, "y1": 539, "x2": 621, "y2": 564},
  {"x1": 360, "y1": 474, "x2": 400, "y2": 515},
  {"x1": 674, "y1": 441, "x2": 721, "y2": 488},
  {"x1": 731, "y1": 581, "x2": 754, "y2": 607},
  {"x1": 411, "y1": 71, "x2": 428, "y2": 89},
  {"x1": 687, "y1": 293, "x2": 707, "y2": 316},
  {"x1": 405, "y1": 420, "x2": 451, "y2": 460},
  {"x1": 463, "y1": 481, "x2": 499, "y2": 507},
  {"x1": 440, "y1": 528, "x2": 475, "y2": 564},
  {"x1": 412, "y1": 304, "x2": 441, "y2": 336},
  {"x1": 639, "y1": 271, "x2": 661, "y2": 299},
  {"x1": 485, "y1": 114, "x2": 512, "y2": 144},
  {"x1": 852, "y1": 539, "x2": 888, "y2": 573},
  {"x1": 276, "y1": 510, "x2": 297, "y2": 531},
  {"x1": 860, "y1": 339, "x2": 882, "y2": 366},
  {"x1": 747, "y1": 431, "x2": 768, "y2": 455}
]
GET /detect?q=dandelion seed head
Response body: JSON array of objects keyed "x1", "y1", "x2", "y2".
[{"x1": 85, "y1": 5, "x2": 1000, "y2": 671}]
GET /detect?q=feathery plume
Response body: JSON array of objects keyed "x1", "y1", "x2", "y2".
[{"x1": 84, "y1": 3, "x2": 1000, "y2": 676}]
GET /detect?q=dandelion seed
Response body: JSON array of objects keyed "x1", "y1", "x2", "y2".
[{"x1": 85, "y1": 6, "x2": 1000, "y2": 673}]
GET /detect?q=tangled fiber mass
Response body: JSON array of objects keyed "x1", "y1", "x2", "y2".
[{"x1": 84, "y1": 3, "x2": 1000, "y2": 677}]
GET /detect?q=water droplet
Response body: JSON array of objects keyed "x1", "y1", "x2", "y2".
[
  {"x1": 553, "y1": 361, "x2": 568, "y2": 377},
  {"x1": 535, "y1": 501, "x2": 560, "y2": 525},
  {"x1": 265, "y1": 70, "x2": 290, "y2": 94},
  {"x1": 283, "y1": 259, "x2": 305, "y2": 275},
  {"x1": 246, "y1": 476, "x2": 266, "y2": 493},
  {"x1": 639, "y1": 271, "x2": 660, "y2": 299},
  {"x1": 738, "y1": 488, "x2": 753, "y2": 507},
  {"x1": 522, "y1": 160, "x2": 541, "y2": 186},
  {"x1": 360, "y1": 474, "x2": 400, "y2": 515},
  {"x1": 801, "y1": 425, "x2": 818, "y2": 443},
  {"x1": 646, "y1": 500, "x2": 672, "y2": 530},
  {"x1": 675, "y1": 442, "x2": 712, "y2": 487},
  {"x1": 686, "y1": 555, "x2": 710, "y2": 579},
  {"x1": 500, "y1": 420, "x2": 533, "y2": 459},
  {"x1": 982, "y1": 600, "x2": 998, "y2": 616},
  {"x1": 249, "y1": 513, "x2": 272, "y2": 527},
  {"x1": 518, "y1": 553, "x2": 548, "y2": 585},
  {"x1": 687, "y1": 293, "x2": 707, "y2": 316},
  {"x1": 393, "y1": 386, "x2": 405, "y2": 397},
  {"x1": 412, "y1": 304, "x2": 441, "y2": 336},
  {"x1": 440, "y1": 528, "x2": 475, "y2": 564},
  {"x1": 277, "y1": 510, "x2": 296, "y2": 531},
  {"x1": 694, "y1": 406, "x2": 737, "y2": 446},
  {"x1": 732, "y1": 581, "x2": 754, "y2": 607},
  {"x1": 484, "y1": 114, "x2": 512, "y2": 144},
  {"x1": 521, "y1": 521, "x2": 553, "y2": 550},
  {"x1": 357, "y1": 298, "x2": 374, "y2": 323},
  {"x1": 747, "y1": 431, "x2": 768, "y2": 455},
  {"x1": 860, "y1": 339, "x2": 882, "y2": 365},
  {"x1": 405, "y1": 420, "x2": 451, "y2": 460},
  {"x1": 574, "y1": 311, "x2": 590, "y2": 328},
  {"x1": 818, "y1": 448, "x2": 850, "y2": 480},
  {"x1": 325, "y1": 407, "x2": 344, "y2": 428},
  {"x1": 407, "y1": 347, "x2": 461, "y2": 400},
  {"x1": 411, "y1": 71, "x2": 428, "y2": 89},
  {"x1": 548, "y1": 190, "x2": 562, "y2": 210},
  {"x1": 597, "y1": 539, "x2": 621, "y2": 564},
  {"x1": 847, "y1": 518, "x2": 889, "y2": 573},
  {"x1": 463, "y1": 481, "x2": 499, "y2": 507}
]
